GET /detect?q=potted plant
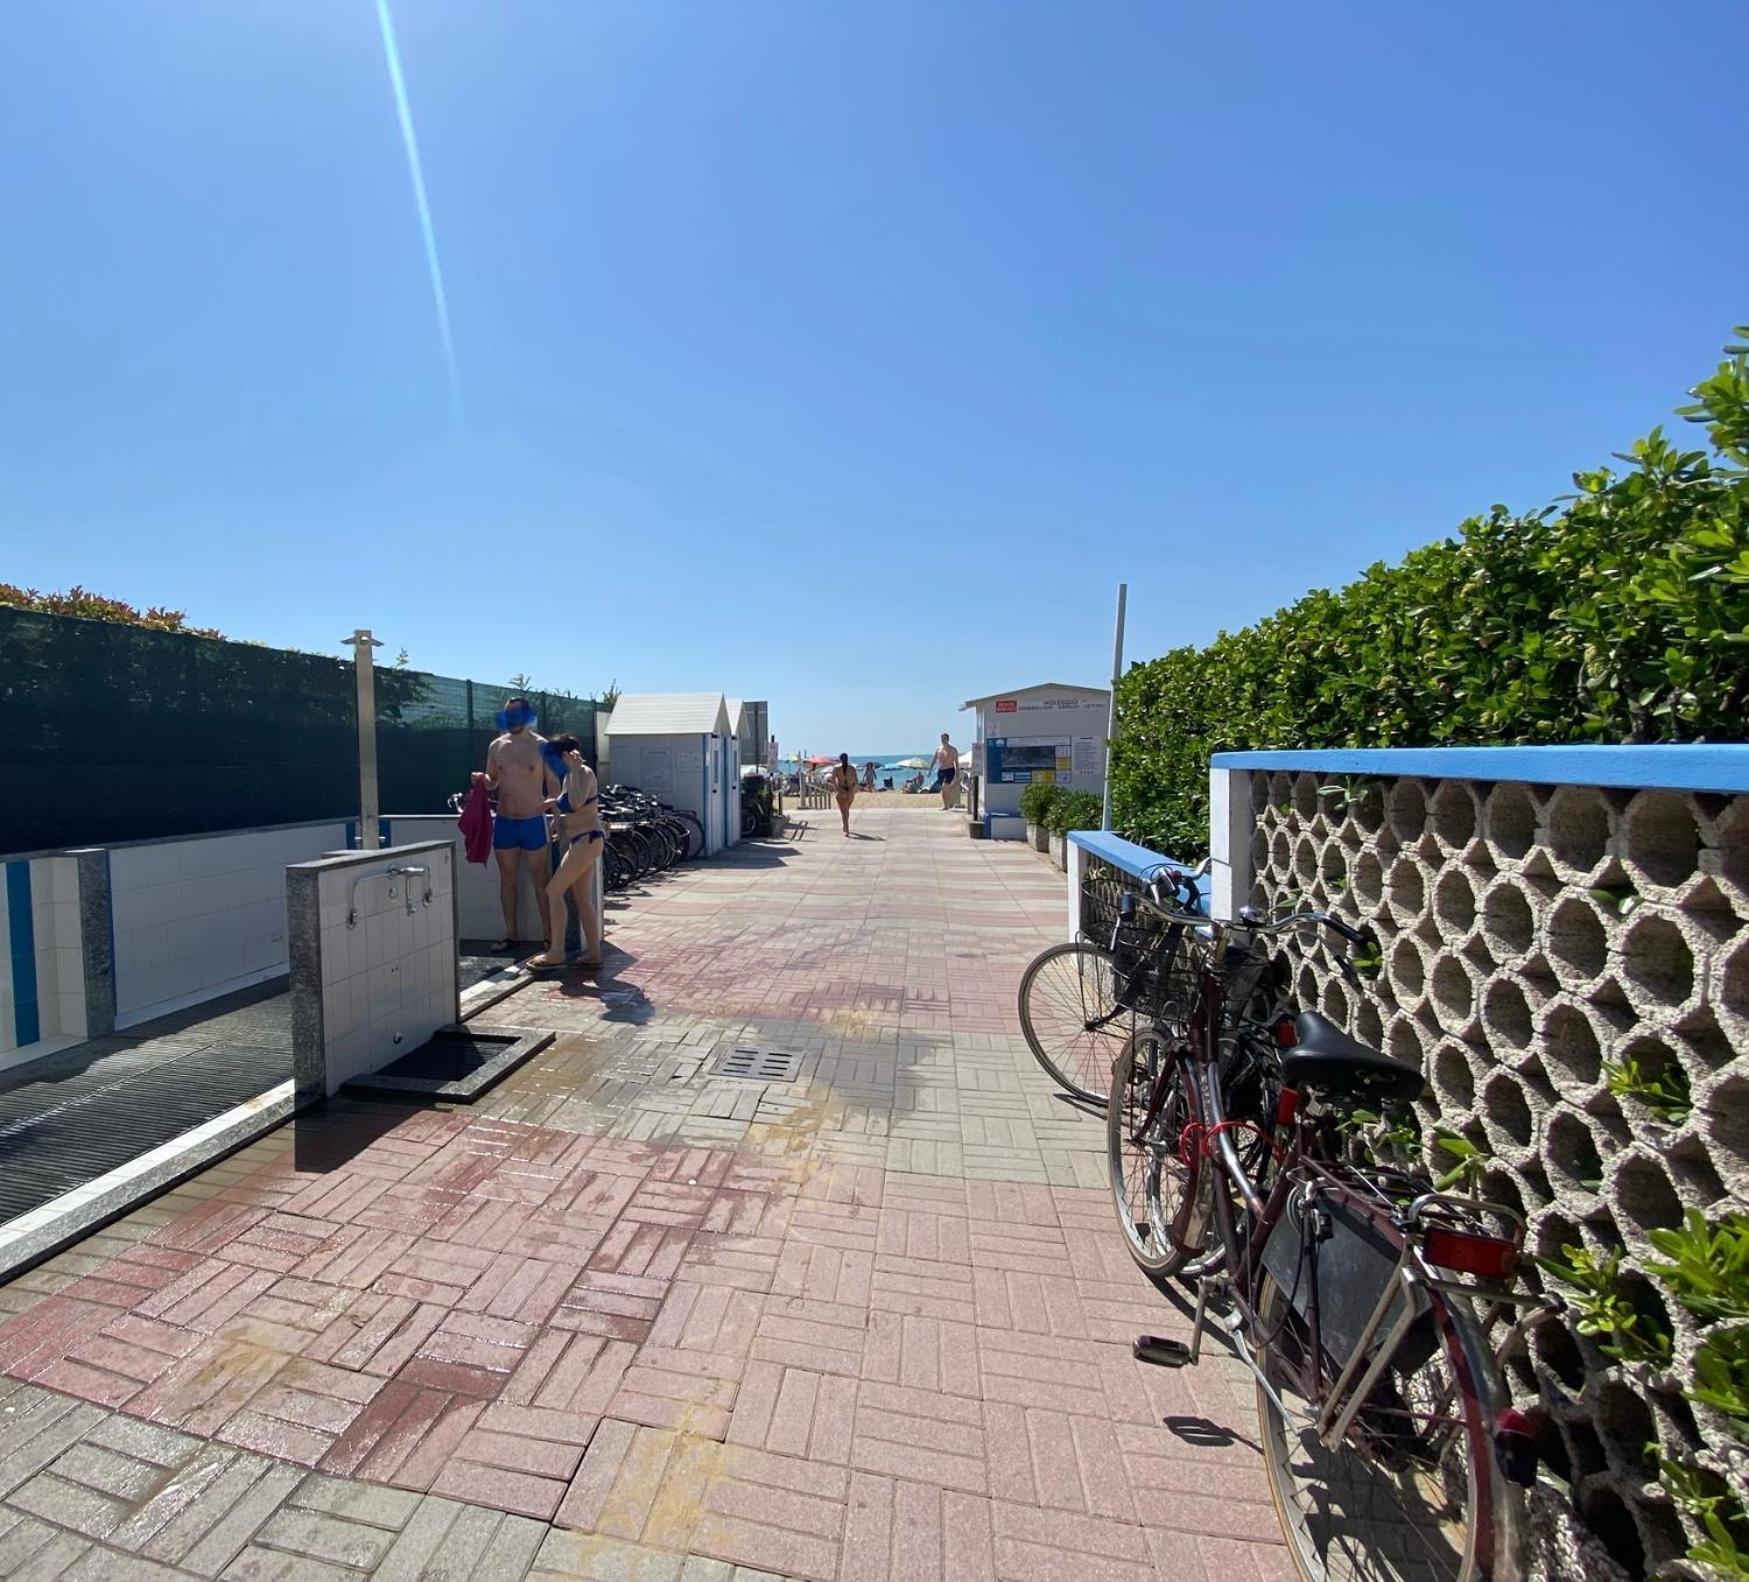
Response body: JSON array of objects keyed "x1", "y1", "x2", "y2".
[
  {"x1": 1045, "y1": 790, "x2": 1104, "y2": 871},
  {"x1": 1017, "y1": 781, "x2": 1060, "y2": 854}
]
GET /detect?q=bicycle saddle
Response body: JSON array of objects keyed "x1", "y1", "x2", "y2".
[{"x1": 1281, "y1": 1011, "x2": 1426, "y2": 1103}]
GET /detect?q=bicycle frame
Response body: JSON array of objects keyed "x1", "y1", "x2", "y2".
[{"x1": 1145, "y1": 945, "x2": 1534, "y2": 1448}]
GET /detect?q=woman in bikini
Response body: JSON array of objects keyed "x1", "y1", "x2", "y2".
[
  {"x1": 527, "y1": 735, "x2": 604, "y2": 970},
  {"x1": 829, "y1": 752, "x2": 858, "y2": 836}
]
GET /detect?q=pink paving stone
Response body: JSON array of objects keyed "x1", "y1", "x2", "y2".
[{"x1": 0, "y1": 807, "x2": 1300, "y2": 1573}]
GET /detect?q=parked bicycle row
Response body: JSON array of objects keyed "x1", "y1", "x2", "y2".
[
  {"x1": 449, "y1": 780, "x2": 704, "y2": 893},
  {"x1": 1018, "y1": 862, "x2": 1549, "y2": 1582},
  {"x1": 599, "y1": 785, "x2": 705, "y2": 890}
]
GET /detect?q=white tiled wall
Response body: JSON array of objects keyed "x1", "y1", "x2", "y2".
[
  {"x1": 0, "y1": 855, "x2": 86, "y2": 1066},
  {"x1": 110, "y1": 823, "x2": 348, "y2": 1026},
  {"x1": 34, "y1": 857, "x2": 86, "y2": 1044},
  {"x1": 385, "y1": 815, "x2": 548, "y2": 940},
  {"x1": 313, "y1": 846, "x2": 457, "y2": 1094}
]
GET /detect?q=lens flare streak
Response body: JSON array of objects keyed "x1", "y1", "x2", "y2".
[{"x1": 373, "y1": 0, "x2": 460, "y2": 415}]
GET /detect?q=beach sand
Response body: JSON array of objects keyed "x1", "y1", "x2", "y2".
[{"x1": 785, "y1": 787, "x2": 961, "y2": 811}]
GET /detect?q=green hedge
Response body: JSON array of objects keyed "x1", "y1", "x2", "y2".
[
  {"x1": 1046, "y1": 789, "x2": 1104, "y2": 837},
  {"x1": 1111, "y1": 331, "x2": 1749, "y2": 856},
  {"x1": 1017, "y1": 781, "x2": 1061, "y2": 825}
]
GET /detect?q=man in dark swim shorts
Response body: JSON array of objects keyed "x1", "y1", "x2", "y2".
[{"x1": 932, "y1": 732, "x2": 960, "y2": 810}]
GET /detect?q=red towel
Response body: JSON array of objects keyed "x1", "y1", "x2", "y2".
[{"x1": 458, "y1": 780, "x2": 493, "y2": 865}]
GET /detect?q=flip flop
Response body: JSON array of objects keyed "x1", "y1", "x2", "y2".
[{"x1": 491, "y1": 938, "x2": 516, "y2": 953}]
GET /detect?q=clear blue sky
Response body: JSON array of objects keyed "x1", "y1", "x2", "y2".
[{"x1": 3, "y1": 3, "x2": 1745, "y2": 753}]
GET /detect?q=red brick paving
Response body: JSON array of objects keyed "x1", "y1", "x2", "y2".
[
  {"x1": 0, "y1": 810, "x2": 1286, "y2": 1578},
  {"x1": 0, "y1": 1118, "x2": 1278, "y2": 1574}
]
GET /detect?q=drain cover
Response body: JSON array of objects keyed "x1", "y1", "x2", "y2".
[{"x1": 711, "y1": 1048, "x2": 803, "y2": 1082}]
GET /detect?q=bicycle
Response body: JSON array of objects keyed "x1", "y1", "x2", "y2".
[
  {"x1": 1015, "y1": 857, "x2": 1214, "y2": 1104},
  {"x1": 1112, "y1": 888, "x2": 1544, "y2": 1582}
]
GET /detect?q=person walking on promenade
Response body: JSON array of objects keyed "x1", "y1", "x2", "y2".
[
  {"x1": 829, "y1": 753, "x2": 859, "y2": 836},
  {"x1": 931, "y1": 733, "x2": 960, "y2": 810},
  {"x1": 475, "y1": 697, "x2": 557, "y2": 951},
  {"x1": 527, "y1": 735, "x2": 604, "y2": 970}
]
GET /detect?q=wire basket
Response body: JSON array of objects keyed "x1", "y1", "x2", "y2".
[{"x1": 1112, "y1": 917, "x2": 1207, "y2": 1031}]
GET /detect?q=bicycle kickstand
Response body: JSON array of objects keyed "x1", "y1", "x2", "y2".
[{"x1": 1132, "y1": 1276, "x2": 1210, "y2": 1370}]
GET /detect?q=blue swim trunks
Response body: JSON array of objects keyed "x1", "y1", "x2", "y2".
[{"x1": 493, "y1": 813, "x2": 549, "y2": 851}]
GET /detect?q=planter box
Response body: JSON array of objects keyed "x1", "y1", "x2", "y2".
[
  {"x1": 1026, "y1": 821, "x2": 1050, "y2": 853},
  {"x1": 1049, "y1": 832, "x2": 1067, "y2": 870}
]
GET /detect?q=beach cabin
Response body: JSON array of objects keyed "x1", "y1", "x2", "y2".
[
  {"x1": 960, "y1": 682, "x2": 1111, "y2": 838},
  {"x1": 728, "y1": 699, "x2": 768, "y2": 783},
  {"x1": 605, "y1": 693, "x2": 739, "y2": 855}
]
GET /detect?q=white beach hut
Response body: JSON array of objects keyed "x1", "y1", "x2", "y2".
[
  {"x1": 605, "y1": 693, "x2": 740, "y2": 855},
  {"x1": 959, "y1": 682, "x2": 1111, "y2": 837}
]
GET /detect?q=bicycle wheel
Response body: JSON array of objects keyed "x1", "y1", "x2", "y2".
[
  {"x1": 1017, "y1": 941, "x2": 1130, "y2": 1102},
  {"x1": 1253, "y1": 1273, "x2": 1523, "y2": 1582},
  {"x1": 1106, "y1": 1030, "x2": 1199, "y2": 1286}
]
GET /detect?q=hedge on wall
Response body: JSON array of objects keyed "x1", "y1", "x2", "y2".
[{"x1": 1111, "y1": 330, "x2": 1749, "y2": 856}]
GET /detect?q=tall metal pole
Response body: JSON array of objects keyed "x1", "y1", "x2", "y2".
[
  {"x1": 345, "y1": 628, "x2": 384, "y2": 849},
  {"x1": 1101, "y1": 584, "x2": 1127, "y2": 831}
]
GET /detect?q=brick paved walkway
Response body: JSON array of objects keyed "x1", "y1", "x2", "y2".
[{"x1": 0, "y1": 809, "x2": 1284, "y2": 1580}]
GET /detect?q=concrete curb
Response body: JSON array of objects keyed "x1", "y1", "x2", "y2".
[
  {"x1": 0, "y1": 1079, "x2": 298, "y2": 1283},
  {"x1": 459, "y1": 967, "x2": 534, "y2": 1020}
]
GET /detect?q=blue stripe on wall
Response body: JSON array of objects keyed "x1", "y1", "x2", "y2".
[{"x1": 6, "y1": 861, "x2": 39, "y2": 1047}]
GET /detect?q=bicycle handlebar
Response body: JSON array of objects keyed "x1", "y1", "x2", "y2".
[{"x1": 1123, "y1": 889, "x2": 1370, "y2": 956}]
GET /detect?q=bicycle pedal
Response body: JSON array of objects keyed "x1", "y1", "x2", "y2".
[{"x1": 1132, "y1": 1334, "x2": 1193, "y2": 1369}]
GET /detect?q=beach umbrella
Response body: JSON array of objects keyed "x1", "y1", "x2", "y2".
[
  {"x1": 804, "y1": 755, "x2": 836, "y2": 767},
  {"x1": 894, "y1": 757, "x2": 930, "y2": 770}
]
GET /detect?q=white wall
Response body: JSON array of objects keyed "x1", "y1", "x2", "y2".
[
  {"x1": 973, "y1": 688, "x2": 1110, "y2": 819},
  {"x1": 386, "y1": 815, "x2": 557, "y2": 942},
  {"x1": 0, "y1": 855, "x2": 87, "y2": 1070},
  {"x1": 610, "y1": 732, "x2": 726, "y2": 855},
  {"x1": 308, "y1": 844, "x2": 458, "y2": 1095},
  {"x1": 110, "y1": 822, "x2": 348, "y2": 1026}
]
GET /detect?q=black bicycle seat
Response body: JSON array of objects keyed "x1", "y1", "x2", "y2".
[{"x1": 1281, "y1": 1011, "x2": 1426, "y2": 1104}]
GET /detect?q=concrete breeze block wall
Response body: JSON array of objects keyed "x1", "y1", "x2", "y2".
[
  {"x1": 1235, "y1": 767, "x2": 1745, "y2": 1577},
  {"x1": 287, "y1": 841, "x2": 459, "y2": 1101},
  {"x1": 109, "y1": 822, "x2": 349, "y2": 1026}
]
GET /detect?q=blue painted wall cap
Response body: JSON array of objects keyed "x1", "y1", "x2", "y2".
[{"x1": 1208, "y1": 744, "x2": 1749, "y2": 795}]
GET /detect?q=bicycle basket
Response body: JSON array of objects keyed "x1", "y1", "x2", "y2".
[{"x1": 1113, "y1": 922, "x2": 1204, "y2": 1029}]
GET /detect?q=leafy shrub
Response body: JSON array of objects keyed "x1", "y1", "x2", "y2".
[
  {"x1": 1110, "y1": 329, "x2": 1749, "y2": 854},
  {"x1": 1691, "y1": 1327, "x2": 1749, "y2": 1437},
  {"x1": 1535, "y1": 1242, "x2": 1672, "y2": 1363},
  {"x1": 1045, "y1": 790, "x2": 1103, "y2": 836},
  {"x1": 1017, "y1": 781, "x2": 1062, "y2": 826},
  {"x1": 1646, "y1": 1210, "x2": 1749, "y2": 1324},
  {"x1": 0, "y1": 583, "x2": 220, "y2": 637},
  {"x1": 1603, "y1": 1052, "x2": 1692, "y2": 1124}
]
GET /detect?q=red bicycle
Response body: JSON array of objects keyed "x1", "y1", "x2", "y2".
[{"x1": 1110, "y1": 888, "x2": 1546, "y2": 1582}]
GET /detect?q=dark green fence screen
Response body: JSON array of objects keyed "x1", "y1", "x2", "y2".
[{"x1": 0, "y1": 609, "x2": 599, "y2": 854}]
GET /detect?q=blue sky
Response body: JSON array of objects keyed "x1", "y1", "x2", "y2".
[{"x1": 3, "y1": 2, "x2": 1745, "y2": 753}]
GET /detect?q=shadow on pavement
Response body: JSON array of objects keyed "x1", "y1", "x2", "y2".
[{"x1": 291, "y1": 1094, "x2": 424, "y2": 1175}]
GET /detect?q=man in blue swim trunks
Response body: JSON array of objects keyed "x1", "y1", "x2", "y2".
[{"x1": 474, "y1": 697, "x2": 557, "y2": 951}]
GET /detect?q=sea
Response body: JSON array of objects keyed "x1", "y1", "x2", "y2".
[{"x1": 773, "y1": 754, "x2": 932, "y2": 775}]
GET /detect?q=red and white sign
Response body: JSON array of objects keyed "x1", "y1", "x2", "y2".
[{"x1": 994, "y1": 699, "x2": 1017, "y2": 713}]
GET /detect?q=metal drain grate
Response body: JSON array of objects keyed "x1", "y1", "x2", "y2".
[{"x1": 711, "y1": 1048, "x2": 803, "y2": 1082}]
